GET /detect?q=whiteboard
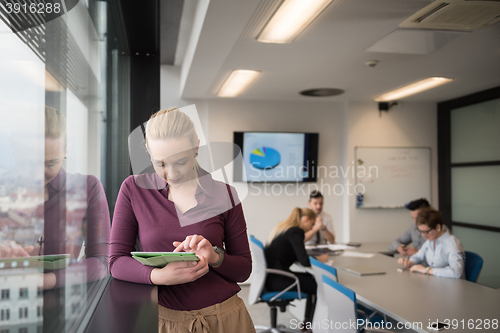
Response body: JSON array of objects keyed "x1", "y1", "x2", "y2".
[{"x1": 355, "y1": 147, "x2": 431, "y2": 209}]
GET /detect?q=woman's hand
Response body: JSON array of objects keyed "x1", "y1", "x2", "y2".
[
  {"x1": 173, "y1": 234, "x2": 219, "y2": 265},
  {"x1": 0, "y1": 240, "x2": 34, "y2": 258},
  {"x1": 398, "y1": 257, "x2": 414, "y2": 267},
  {"x1": 44, "y1": 272, "x2": 57, "y2": 290},
  {"x1": 150, "y1": 256, "x2": 209, "y2": 285},
  {"x1": 410, "y1": 264, "x2": 431, "y2": 275}
]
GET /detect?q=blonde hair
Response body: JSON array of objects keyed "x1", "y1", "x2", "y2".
[
  {"x1": 267, "y1": 207, "x2": 316, "y2": 244},
  {"x1": 145, "y1": 107, "x2": 201, "y2": 177},
  {"x1": 45, "y1": 106, "x2": 66, "y2": 147}
]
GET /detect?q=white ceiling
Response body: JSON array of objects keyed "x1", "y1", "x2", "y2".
[{"x1": 178, "y1": 0, "x2": 500, "y2": 103}]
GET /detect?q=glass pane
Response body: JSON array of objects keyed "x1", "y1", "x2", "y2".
[
  {"x1": 451, "y1": 98, "x2": 500, "y2": 163},
  {"x1": 0, "y1": 1, "x2": 113, "y2": 332},
  {"x1": 451, "y1": 166, "x2": 500, "y2": 227},
  {"x1": 452, "y1": 226, "x2": 500, "y2": 288},
  {"x1": 66, "y1": 90, "x2": 89, "y2": 175}
]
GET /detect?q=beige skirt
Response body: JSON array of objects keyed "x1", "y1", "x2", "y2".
[{"x1": 158, "y1": 294, "x2": 256, "y2": 333}]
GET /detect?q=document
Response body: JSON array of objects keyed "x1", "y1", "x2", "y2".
[
  {"x1": 305, "y1": 244, "x2": 356, "y2": 251},
  {"x1": 131, "y1": 252, "x2": 199, "y2": 268},
  {"x1": 340, "y1": 265, "x2": 385, "y2": 276},
  {"x1": 328, "y1": 244, "x2": 357, "y2": 251},
  {"x1": 341, "y1": 251, "x2": 375, "y2": 258}
]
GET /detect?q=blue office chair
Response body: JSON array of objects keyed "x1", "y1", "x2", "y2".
[
  {"x1": 249, "y1": 235, "x2": 305, "y2": 333},
  {"x1": 322, "y1": 275, "x2": 393, "y2": 333},
  {"x1": 464, "y1": 251, "x2": 483, "y2": 283},
  {"x1": 310, "y1": 257, "x2": 385, "y2": 328},
  {"x1": 309, "y1": 257, "x2": 337, "y2": 333}
]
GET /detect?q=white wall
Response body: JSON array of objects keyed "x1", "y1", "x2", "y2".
[
  {"x1": 160, "y1": 65, "x2": 210, "y2": 168},
  {"x1": 206, "y1": 99, "x2": 348, "y2": 244},
  {"x1": 160, "y1": 65, "x2": 208, "y2": 126},
  {"x1": 161, "y1": 65, "x2": 440, "y2": 246},
  {"x1": 346, "y1": 102, "x2": 438, "y2": 242}
]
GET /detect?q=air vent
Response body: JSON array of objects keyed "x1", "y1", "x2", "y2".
[
  {"x1": 400, "y1": 0, "x2": 500, "y2": 31},
  {"x1": 300, "y1": 88, "x2": 344, "y2": 97},
  {"x1": 415, "y1": 3, "x2": 451, "y2": 23}
]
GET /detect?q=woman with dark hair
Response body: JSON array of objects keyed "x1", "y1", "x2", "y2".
[{"x1": 398, "y1": 208, "x2": 465, "y2": 279}]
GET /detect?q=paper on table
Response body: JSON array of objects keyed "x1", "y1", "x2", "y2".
[
  {"x1": 341, "y1": 251, "x2": 375, "y2": 258},
  {"x1": 328, "y1": 244, "x2": 356, "y2": 251},
  {"x1": 305, "y1": 244, "x2": 329, "y2": 249},
  {"x1": 305, "y1": 244, "x2": 356, "y2": 251}
]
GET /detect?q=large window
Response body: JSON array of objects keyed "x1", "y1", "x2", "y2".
[
  {"x1": 0, "y1": 1, "x2": 130, "y2": 332},
  {"x1": 438, "y1": 86, "x2": 500, "y2": 288}
]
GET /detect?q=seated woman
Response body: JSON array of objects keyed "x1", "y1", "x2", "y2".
[
  {"x1": 265, "y1": 207, "x2": 328, "y2": 327},
  {"x1": 398, "y1": 208, "x2": 465, "y2": 279}
]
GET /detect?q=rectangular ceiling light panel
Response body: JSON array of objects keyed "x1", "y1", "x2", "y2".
[
  {"x1": 257, "y1": 0, "x2": 333, "y2": 44},
  {"x1": 374, "y1": 77, "x2": 453, "y2": 102},
  {"x1": 217, "y1": 70, "x2": 261, "y2": 97}
]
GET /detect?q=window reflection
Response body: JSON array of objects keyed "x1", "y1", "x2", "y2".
[{"x1": 0, "y1": 0, "x2": 114, "y2": 331}]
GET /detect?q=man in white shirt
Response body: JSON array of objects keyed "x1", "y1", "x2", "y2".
[{"x1": 304, "y1": 191, "x2": 335, "y2": 245}]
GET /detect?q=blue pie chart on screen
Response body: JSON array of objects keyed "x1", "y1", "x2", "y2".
[{"x1": 250, "y1": 147, "x2": 281, "y2": 169}]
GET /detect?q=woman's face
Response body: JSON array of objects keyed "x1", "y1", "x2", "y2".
[
  {"x1": 417, "y1": 223, "x2": 441, "y2": 241},
  {"x1": 44, "y1": 137, "x2": 65, "y2": 186},
  {"x1": 299, "y1": 215, "x2": 315, "y2": 232},
  {"x1": 148, "y1": 137, "x2": 198, "y2": 187}
]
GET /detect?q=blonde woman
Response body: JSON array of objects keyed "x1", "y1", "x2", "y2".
[
  {"x1": 0, "y1": 107, "x2": 110, "y2": 288},
  {"x1": 42, "y1": 107, "x2": 110, "y2": 288},
  {"x1": 109, "y1": 108, "x2": 255, "y2": 333},
  {"x1": 265, "y1": 207, "x2": 328, "y2": 328}
]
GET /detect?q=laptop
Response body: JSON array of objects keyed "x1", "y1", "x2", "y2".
[{"x1": 340, "y1": 265, "x2": 386, "y2": 276}]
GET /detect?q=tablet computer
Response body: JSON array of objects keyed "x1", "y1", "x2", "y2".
[
  {"x1": 0, "y1": 254, "x2": 70, "y2": 271},
  {"x1": 131, "y1": 252, "x2": 199, "y2": 268}
]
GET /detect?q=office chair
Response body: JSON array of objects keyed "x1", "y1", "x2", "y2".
[
  {"x1": 322, "y1": 275, "x2": 394, "y2": 333},
  {"x1": 464, "y1": 251, "x2": 483, "y2": 283},
  {"x1": 309, "y1": 257, "x2": 337, "y2": 333},
  {"x1": 310, "y1": 258, "x2": 386, "y2": 331},
  {"x1": 249, "y1": 235, "x2": 305, "y2": 333}
]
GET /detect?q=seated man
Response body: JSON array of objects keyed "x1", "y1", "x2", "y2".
[
  {"x1": 304, "y1": 191, "x2": 335, "y2": 245},
  {"x1": 389, "y1": 198, "x2": 429, "y2": 256}
]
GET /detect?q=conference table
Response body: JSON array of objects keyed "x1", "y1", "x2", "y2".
[{"x1": 325, "y1": 243, "x2": 500, "y2": 332}]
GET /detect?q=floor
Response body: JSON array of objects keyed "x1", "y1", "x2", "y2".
[
  {"x1": 238, "y1": 284, "x2": 417, "y2": 333},
  {"x1": 238, "y1": 284, "x2": 298, "y2": 330}
]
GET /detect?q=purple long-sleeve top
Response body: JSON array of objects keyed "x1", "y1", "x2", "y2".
[
  {"x1": 44, "y1": 168, "x2": 110, "y2": 287},
  {"x1": 110, "y1": 171, "x2": 252, "y2": 311}
]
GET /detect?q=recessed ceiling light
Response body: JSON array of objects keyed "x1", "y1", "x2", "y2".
[
  {"x1": 300, "y1": 88, "x2": 344, "y2": 97},
  {"x1": 374, "y1": 77, "x2": 453, "y2": 102},
  {"x1": 217, "y1": 70, "x2": 261, "y2": 98},
  {"x1": 257, "y1": 0, "x2": 333, "y2": 44}
]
